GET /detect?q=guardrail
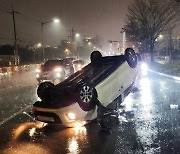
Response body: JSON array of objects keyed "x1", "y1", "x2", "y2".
[{"x1": 0, "y1": 64, "x2": 41, "y2": 79}]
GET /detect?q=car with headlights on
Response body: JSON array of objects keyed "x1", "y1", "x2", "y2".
[
  {"x1": 136, "y1": 53, "x2": 148, "y2": 76},
  {"x1": 72, "y1": 59, "x2": 84, "y2": 72},
  {"x1": 35, "y1": 59, "x2": 74, "y2": 84},
  {"x1": 32, "y1": 48, "x2": 138, "y2": 127}
]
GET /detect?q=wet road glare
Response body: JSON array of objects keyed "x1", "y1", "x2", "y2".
[{"x1": 0, "y1": 72, "x2": 180, "y2": 154}]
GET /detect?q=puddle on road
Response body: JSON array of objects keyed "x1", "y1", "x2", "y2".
[{"x1": 170, "y1": 104, "x2": 178, "y2": 109}]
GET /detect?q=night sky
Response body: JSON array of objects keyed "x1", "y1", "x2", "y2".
[{"x1": 0, "y1": 0, "x2": 131, "y2": 50}]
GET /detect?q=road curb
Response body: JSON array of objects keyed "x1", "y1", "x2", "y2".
[{"x1": 149, "y1": 69, "x2": 180, "y2": 81}]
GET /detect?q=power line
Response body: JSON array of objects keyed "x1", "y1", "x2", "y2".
[
  {"x1": 0, "y1": 37, "x2": 13, "y2": 41},
  {"x1": 0, "y1": 3, "x2": 40, "y2": 24},
  {"x1": 0, "y1": 4, "x2": 11, "y2": 12},
  {"x1": 16, "y1": 12, "x2": 40, "y2": 24}
]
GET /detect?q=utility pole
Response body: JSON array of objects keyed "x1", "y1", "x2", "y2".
[
  {"x1": 41, "y1": 22, "x2": 45, "y2": 62},
  {"x1": 120, "y1": 28, "x2": 126, "y2": 53},
  {"x1": 12, "y1": 5, "x2": 18, "y2": 65}
]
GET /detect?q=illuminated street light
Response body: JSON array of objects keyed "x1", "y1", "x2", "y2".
[
  {"x1": 54, "y1": 18, "x2": 60, "y2": 23},
  {"x1": 41, "y1": 18, "x2": 60, "y2": 62},
  {"x1": 37, "y1": 43, "x2": 42, "y2": 48},
  {"x1": 76, "y1": 33, "x2": 80, "y2": 37},
  {"x1": 156, "y1": 34, "x2": 164, "y2": 42},
  {"x1": 88, "y1": 42, "x2": 92, "y2": 45},
  {"x1": 159, "y1": 34, "x2": 163, "y2": 39}
]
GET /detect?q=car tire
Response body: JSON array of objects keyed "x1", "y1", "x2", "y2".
[
  {"x1": 76, "y1": 83, "x2": 98, "y2": 111},
  {"x1": 125, "y1": 48, "x2": 137, "y2": 68},
  {"x1": 37, "y1": 82, "x2": 54, "y2": 100},
  {"x1": 90, "y1": 51, "x2": 102, "y2": 65}
]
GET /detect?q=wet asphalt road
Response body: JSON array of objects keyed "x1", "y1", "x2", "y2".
[{"x1": 0, "y1": 71, "x2": 180, "y2": 154}]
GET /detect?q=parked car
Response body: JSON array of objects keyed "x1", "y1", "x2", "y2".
[
  {"x1": 32, "y1": 48, "x2": 138, "y2": 127},
  {"x1": 72, "y1": 59, "x2": 84, "y2": 72},
  {"x1": 35, "y1": 59, "x2": 74, "y2": 84}
]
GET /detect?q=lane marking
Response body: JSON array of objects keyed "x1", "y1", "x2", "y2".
[
  {"x1": 149, "y1": 70, "x2": 180, "y2": 81},
  {"x1": 0, "y1": 105, "x2": 31, "y2": 126}
]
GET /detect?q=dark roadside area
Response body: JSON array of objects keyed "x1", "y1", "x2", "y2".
[{"x1": 148, "y1": 61, "x2": 180, "y2": 77}]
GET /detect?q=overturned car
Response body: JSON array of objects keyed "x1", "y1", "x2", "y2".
[{"x1": 32, "y1": 48, "x2": 138, "y2": 127}]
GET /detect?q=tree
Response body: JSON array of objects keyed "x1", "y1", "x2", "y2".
[{"x1": 124, "y1": 0, "x2": 179, "y2": 61}]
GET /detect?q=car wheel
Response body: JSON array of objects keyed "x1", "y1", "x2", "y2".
[
  {"x1": 90, "y1": 51, "x2": 102, "y2": 65},
  {"x1": 37, "y1": 82, "x2": 54, "y2": 100},
  {"x1": 76, "y1": 83, "x2": 97, "y2": 111},
  {"x1": 125, "y1": 48, "x2": 137, "y2": 68}
]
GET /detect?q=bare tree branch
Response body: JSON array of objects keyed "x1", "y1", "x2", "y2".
[{"x1": 124, "y1": 0, "x2": 179, "y2": 61}]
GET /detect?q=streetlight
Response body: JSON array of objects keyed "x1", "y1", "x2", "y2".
[
  {"x1": 76, "y1": 33, "x2": 80, "y2": 37},
  {"x1": 37, "y1": 43, "x2": 42, "y2": 48},
  {"x1": 120, "y1": 28, "x2": 126, "y2": 53},
  {"x1": 41, "y1": 18, "x2": 60, "y2": 62},
  {"x1": 88, "y1": 42, "x2": 92, "y2": 45},
  {"x1": 54, "y1": 18, "x2": 60, "y2": 23}
]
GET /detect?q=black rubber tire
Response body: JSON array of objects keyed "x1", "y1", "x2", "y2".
[
  {"x1": 90, "y1": 51, "x2": 103, "y2": 65},
  {"x1": 125, "y1": 48, "x2": 137, "y2": 68},
  {"x1": 76, "y1": 83, "x2": 98, "y2": 111},
  {"x1": 37, "y1": 82, "x2": 54, "y2": 100}
]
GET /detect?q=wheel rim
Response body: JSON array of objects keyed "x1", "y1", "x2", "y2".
[
  {"x1": 80, "y1": 85, "x2": 93, "y2": 103},
  {"x1": 128, "y1": 50, "x2": 136, "y2": 62}
]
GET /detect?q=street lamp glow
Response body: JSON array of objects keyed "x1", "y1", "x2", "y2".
[
  {"x1": 88, "y1": 42, "x2": 92, "y2": 45},
  {"x1": 53, "y1": 18, "x2": 60, "y2": 23},
  {"x1": 37, "y1": 43, "x2": 42, "y2": 48},
  {"x1": 76, "y1": 33, "x2": 80, "y2": 37},
  {"x1": 159, "y1": 34, "x2": 163, "y2": 39}
]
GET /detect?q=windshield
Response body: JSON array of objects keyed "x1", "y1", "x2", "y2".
[
  {"x1": 44, "y1": 60, "x2": 64, "y2": 67},
  {"x1": 0, "y1": 0, "x2": 180, "y2": 153}
]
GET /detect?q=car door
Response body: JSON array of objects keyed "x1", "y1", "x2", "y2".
[{"x1": 95, "y1": 61, "x2": 136, "y2": 106}]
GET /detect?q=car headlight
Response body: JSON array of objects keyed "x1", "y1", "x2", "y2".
[
  {"x1": 35, "y1": 68, "x2": 41, "y2": 73},
  {"x1": 54, "y1": 67, "x2": 62, "y2": 72},
  {"x1": 56, "y1": 72, "x2": 61, "y2": 78},
  {"x1": 67, "y1": 112, "x2": 76, "y2": 121},
  {"x1": 140, "y1": 63, "x2": 148, "y2": 70},
  {"x1": 77, "y1": 64, "x2": 82, "y2": 70},
  {"x1": 36, "y1": 74, "x2": 40, "y2": 78}
]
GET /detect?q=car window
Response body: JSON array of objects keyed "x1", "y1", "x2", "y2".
[{"x1": 44, "y1": 60, "x2": 64, "y2": 67}]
